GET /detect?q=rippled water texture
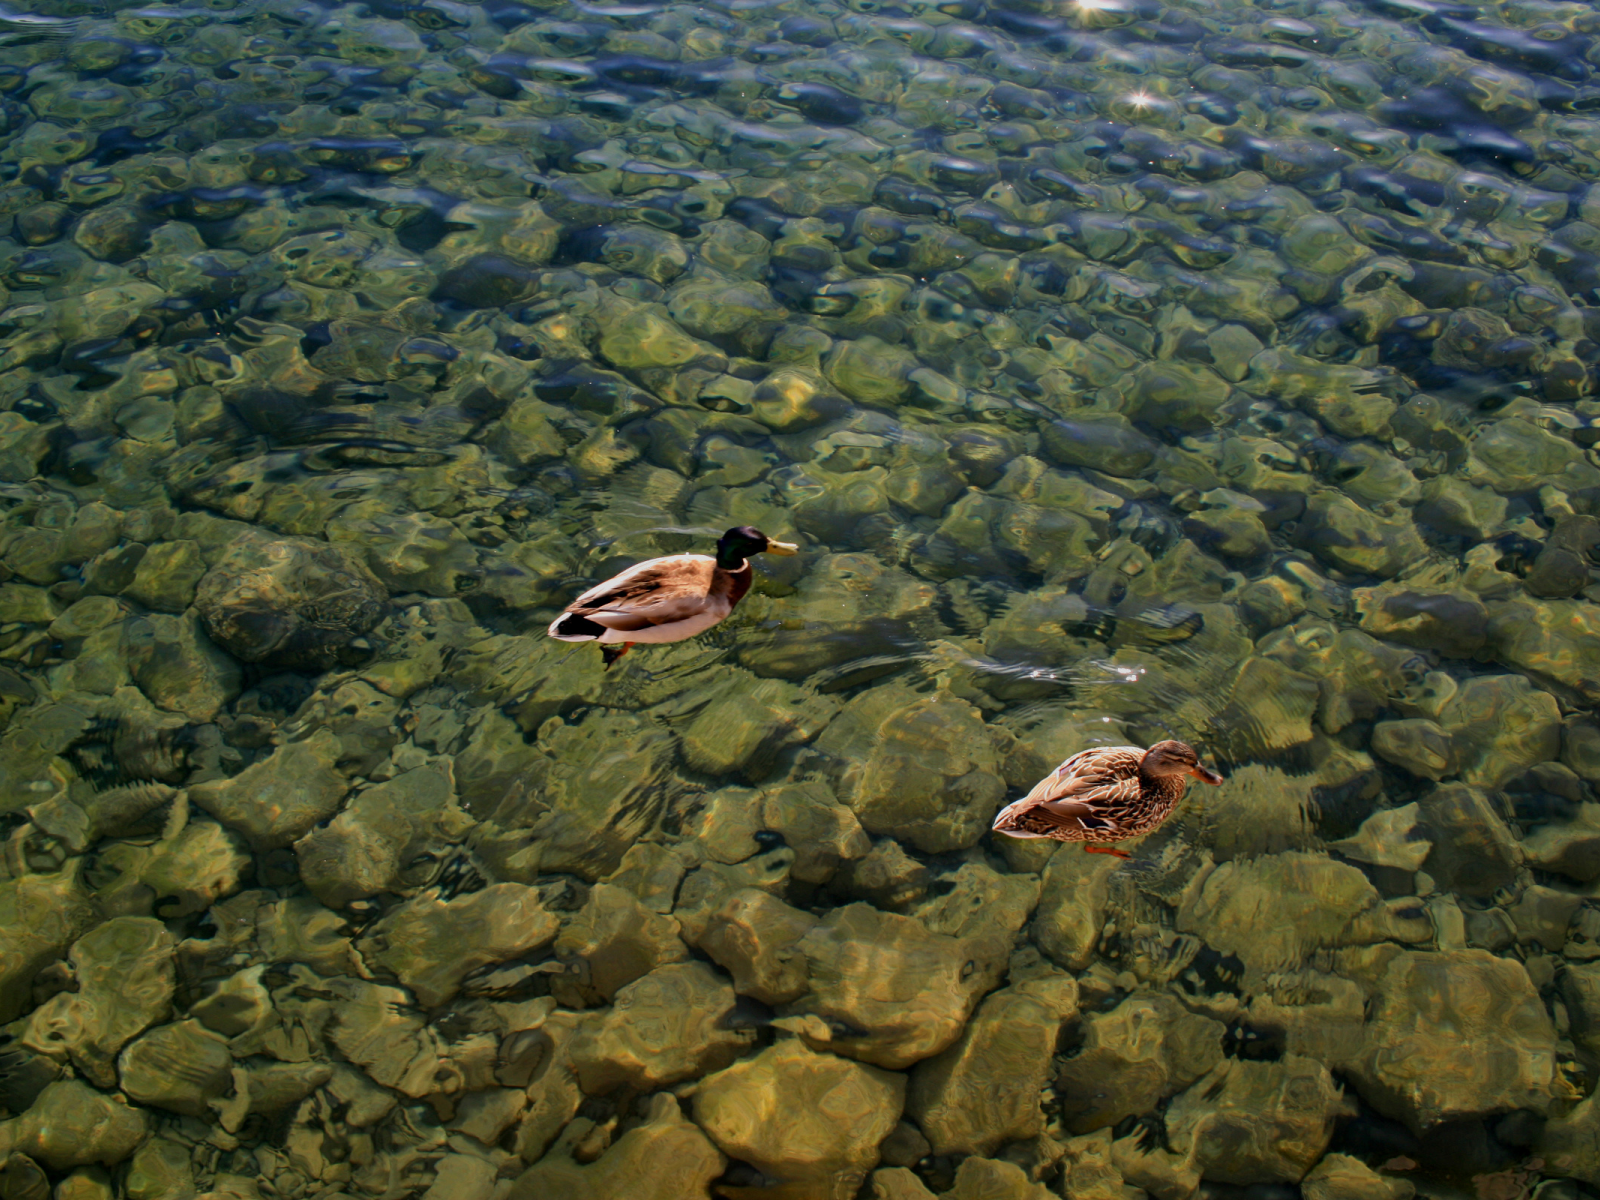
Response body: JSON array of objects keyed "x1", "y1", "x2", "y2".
[{"x1": 3, "y1": 0, "x2": 1600, "y2": 1196}]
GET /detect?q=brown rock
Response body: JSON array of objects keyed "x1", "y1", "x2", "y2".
[
  {"x1": 907, "y1": 977, "x2": 1078, "y2": 1155},
  {"x1": 359, "y1": 883, "x2": 558, "y2": 1008},
  {"x1": 1032, "y1": 849, "x2": 1120, "y2": 971},
  {"x1": 1349, "y1": 950, "x2": 1555, "y2": 1132},
  {"x1": 693, "y1": 1039, "x2": 905, "y2": 1196},
  {"x1": 0, "y1": 870, "x2": 96, "y2": 1025},
  {"x1": 550, "y1": 883, "x2": 687, "y2": 1007},
  {"x1": 1417, "y1": 784, "x2": 1521, "y2": 897},
  {"x1": 1166, "y1": 1056, "x2": 1352, "y2": 1184},
  {"x1": 0, "y1": 1080, "x2": 146, "y2": 1170},
  {"x1": 506, "y1": 1093, "x2": 724, "y2": 1200},
  {"x1": 781, "y1": 903, "x2": 1009, "y2": 1070},
  {"x1": 1176, "y1": 853, "x2": 1428, "y2": 977},
  {"x1": 1302, "y1": 1153, "x2": 1415, "y2": 1200},
  {"x1": 815, "y1": 684, "x2": 1008, "y2": 853},
  {"x1": 1355, "y1": 585, "x2": 1489, "y2": 657},
  {"x1": 1438, "y1": 674, "x2": 1561, "y2": 787},
  {"x1": 1540, "y1": 1091, "x2": 1600, "y2": 1187},
  {"x1": 188, "y1": 729, "x2": 348, "y2": 850},
  {"x1": 694, "y1": 888, "x2": 818, "y2": 1006},
  {"x1": 1056, "y1": 995, "x2": 1228, "y2": 1135},
  {"x1": 569, "y1": 962, "x2": 751, "y2": 1094},
  {"x1": 117, "y1": 1020, "x2": 232, "y2": 1117}
]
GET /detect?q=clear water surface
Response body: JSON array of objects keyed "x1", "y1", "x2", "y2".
[{"x1": 0, "y1": 0, "x2": 1596, "y2": 1197}]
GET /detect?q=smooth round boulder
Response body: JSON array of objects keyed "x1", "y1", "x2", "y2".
[{"x1": 195, "y1": 536, "x2": 387, "y2": 670}]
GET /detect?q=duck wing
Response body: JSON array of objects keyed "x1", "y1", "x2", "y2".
[
  {"x1": 1018, "y1": 798, "x2": 1100, "y2": 831},
  {"x1": 1025, "y1": 747, "x2": 1146, "y2": 816},
  {"x1": 565, "y1": 555, "x2": 720, "y2": 631}
]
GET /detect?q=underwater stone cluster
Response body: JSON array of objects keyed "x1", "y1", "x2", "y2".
[{"x1": 0, "y1": 0, "x2": 1598, "y2": 1196}]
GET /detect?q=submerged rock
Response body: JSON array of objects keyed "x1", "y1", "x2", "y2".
[
  {"x1": 1540, "y1": 1091, "x2": 1600, "y2": 1188},
  {"x1": 122, "y1": 1135, "x2": 194, "y2": 1200},
  {"x1": 1040, "y1": 414, "x2": 1159, "y2": 478},
  {"x1": 1054, "y1": 994, "x2": 1225, "y2": 1135},
  {"x1": 109, "y1": 1134, "x2": 189, "y2": 1200},
  {"x1": 188, "y1": 729, "x2": 348, "y2": 850},
  {"x1": 907, "y1": 976, "x2": 1078, "y2": 1155},
  {"x1": 121, "y1": 541, "x2": 208, "y2": 614},
  {"x1": 194, "y1": 535, "x2": 388, "y2": 670},
  {"x1": 915, "y1": 861, "x2": 1040, "y2": 941},
  {"x1": 1416, "y1": 784, "x2": 1521, "y2": 898},
  {"x1": 1331, "y1": 804, "x2": 1433, "y2": 873},
  {"x1": 358, "y1": 883, "x2": 559, "y2": 1008},
  {"x1": 122, "y1": 612, "x2": 240, "y2": 722},
  {"x1": 869, "y1": 1168, "x2": 940, "y2": 1200},
  {"x1": 0, "y1": 870, "x2": 96, "y2": 1025},
  {"x1": 941, "y1": 1157, "x2": 1054, "y2": 1199},
  {"x1": 117, "y1": 1019, "x2": 232, "y2": 1117},
  {"x1": 676, "y1": 670, "x2": 838, "y2": 782},
  {"x1": 1166, "y1": 1056, "x2": 1353, "y2": 1184},
  {"x1": 735, "y1": 553, "x2": 938, "y2": 680},
  {"x1": 1057, "y1": 1130, "x2": 1143, "y2": 1200},
  {"x1": 1466, "y1": 418, "x2": 1600, "y2": 496},
  {"x1": 834, "y1": 838, "x2": 930, "y2": 912},
  {"x1": 1033, "y1": 849, "x2": 1121, "y2": 971},
  {"x1": 295, "y1": 762, "x2": 467, "y2": 907},
  {"x1": 5, "y1": 0, "x2": 1600, "y2": 1185},
  {"x1": 693, "y1": 1038, "x2": 905, "y2": 1196},
  {"x1": 21, "y1": 917, "x2": 174, "y2": 1089},
  {"x1": 1437, "y1": 675, "x2": 1560, "y2": 787},
  {"x1": 550, "y1": 882, "x2": 687, "y2": 1006},
  {"x1": 0, "y1": 1080, "x2": 146, "y2": 1170},
  {"x1": 1522, "y1": 805, "x2": 1600, "y2": 882},
  {"x1": 420, "y1": 1155, "x2": 496, "y2": 1200},
  {"x1": 1355, "y1": 585, "x2": 1489, "y2": 658},
  {"x1": 780, "y1": 902, "x2": 1008, "y2": 1069},
  {"x1": 327, "y1": 511, "x2": 482, "y2": 598},
  {"x1": 1210, "y1": 656, "x2": 1320, "y2": 756},
  {"x1": 0, "y1": 1152, "x2": 49, "y2": 1200},
  {"x1": 570, "y1": 961, "x2": 751, "y2": 1094},
  {"x1": 323, "y1": 975, "x2": 468, "y2": 1098},
  {"x1": 471, "y1": 708, "x2": 678, "y2": 881},
  {"x1": 99, "y1": 818, "x2": 251, "y2": 921},
  {"x1": 1370, "y1": 720, "x2": 1457, "y2": 781},
  {"x1": 1200, "y1": 764, "x2": 1317, "y2": 861},
  {"x1": 1302, "y1": 1154, "x2": 1415, "y2": 1200},
  {"x1": 1177, "y1": 852, "x2": 1428, "y2": 978},
  {"x1": 507, "y1": 1092, "x2": 724, "y2": 1200},
  {"x1": 694, "y1": 888, "x2": 819, "y2": 1006},
  {"x1": 1489, "y1": 597, "x2": 1600, "y2": 706},
  {"x1": 761, "y1": 782, "x2": 872, "y2": 884},
  {"x1": 815, "y1": 683, "x2": 1008, "y2": 853},
  {"x1": 1349, "y1": 950, "x2": 1555, "y2": 1132}
]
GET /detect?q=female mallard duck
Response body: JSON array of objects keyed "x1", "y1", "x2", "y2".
[
  {"x1": 547, "y1": 526, "x2": 798, "y2": 667},
  {"x1": 992, "y1": 740, "x2": 1223, "y2": 857}
]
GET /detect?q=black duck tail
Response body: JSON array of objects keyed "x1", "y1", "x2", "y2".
[{"x1": 550, "y1": 612, "x2": 607, "y2": 640}]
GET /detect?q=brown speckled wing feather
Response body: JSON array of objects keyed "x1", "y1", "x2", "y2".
[
  {"x1": 992, "y1": 746, "x2": 1153, "y2": 841},
  {"x1": 1028, "y1": 747, "x2": 1145, "y2": 812},
  {"x1": 1020, "y1": 801, "x2": 1095, "y2": 830},
  {"x1": 563, "y1": 556, "x2": 734, "y2": 632}
]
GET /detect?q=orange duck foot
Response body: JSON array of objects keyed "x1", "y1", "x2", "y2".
[
  {"x1": 1084, "y1": 844, "x2": 1131, "y2": 859},
  {"x1": 601, "y1": 643, "x2": 635, "y2": 669}
]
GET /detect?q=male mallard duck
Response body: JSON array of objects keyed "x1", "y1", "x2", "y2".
[
  {"x1": 991, "y1": 740, "x2": 1223, "y2": 857},
  {"x1": 547, "y1": 526, "x2": 798, "y2": 667}
]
